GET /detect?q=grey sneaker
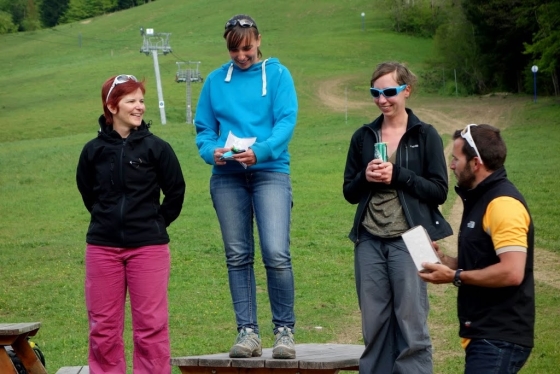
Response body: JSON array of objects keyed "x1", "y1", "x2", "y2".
[
  {"x1": 229, "y1": 327, "x2": 262, "y2": 358},
  {"x1": 272, "y1": 327, "x2": 296, "y2": 359}
]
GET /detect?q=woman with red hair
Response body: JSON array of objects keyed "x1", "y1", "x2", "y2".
[{"x1": 76, "y1": 75, "x2": 186, "y2": 374}]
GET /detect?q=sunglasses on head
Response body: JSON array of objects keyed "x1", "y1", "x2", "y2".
[
  {"x1": 225, "y1": 18, "x2": 256, "y2": 30},
  {"x1": 461, "y1": 124, "x2": 484, "y2": 164},
  {"x1": 106, "y1": 74, "x2": 137, "y2": 102},
  {"x1": 370, "y1": 84, "x2": 408, "y2": 99}
]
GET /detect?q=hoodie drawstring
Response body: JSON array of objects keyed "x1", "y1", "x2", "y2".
[
  {"x1": 224, "y1": 59, "x2": 269, "y2": 97},
  {"x1": 225, "y1": 63, "x2": 234, "y2": 82},
  {"x1": 261, "y1": 59, "x2": 268, "y2": 96}
]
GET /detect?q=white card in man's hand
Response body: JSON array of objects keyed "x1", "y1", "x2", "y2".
[{"x1": 401, "y1": 225, "x2": 441, "y2": 273}]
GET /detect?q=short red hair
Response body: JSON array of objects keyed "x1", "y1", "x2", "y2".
[{"x1": 101, "y1": 75, "x2": 146, "y2": 125}]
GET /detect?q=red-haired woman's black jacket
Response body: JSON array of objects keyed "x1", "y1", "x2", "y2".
[{"x1": 76, "y1": 116, "x2": 186, "y2": 247}]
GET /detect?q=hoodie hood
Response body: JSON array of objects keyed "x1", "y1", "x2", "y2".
[{"x1": 223, "y1": 58, "x2": 278, "y2": 96}]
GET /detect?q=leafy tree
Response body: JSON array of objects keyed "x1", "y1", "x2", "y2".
[
  {"x1": 462, "y1": 0, "x2": 537, "y2": 93},
  {"x1": 40, "y1": 0, "x2": 70, "y2": 27},
  {"x1": 0, "y1": 0, "x2": 27, "y2": 30},
  {"x1": 21, "y1": 0, "x2": 41, "y2": 31},
  {"x1": 0, "y1": 10, "x2": 18, "y2": 34},
  {"x1": 88, "y1": 0, "x2": 117, "y2": 15},
  {"x1": 430, "y1": 7, "x2": 485, "y2": 93},
  {"x1": 523, "y1": 1, "x2": 560, "y2": 95},
  {"x1": 62, "y1": 0, "x2": 118, "y2": 22},
  {"x1": 60, "y1": 0, "x2": 89, "y2": 23},
  {"x1": 377, "y1": 0, "x2": 453, "y2": 37},
  {"x1": 118, "y1": 0, "x2": 136, "y2": 9}
]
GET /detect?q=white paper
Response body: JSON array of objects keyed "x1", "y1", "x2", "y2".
[
  {"x1": 224, "y1": 131, "x2": 256, "y2": 151},
  {"x1": 401, "y1": 225, "x2": 441, "y2": 273},
  {"x1": 222, "y1": 131, "x2": 257, "y2": 169}
]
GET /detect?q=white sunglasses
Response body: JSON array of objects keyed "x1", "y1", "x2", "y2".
[
  {"x1": 106, "y1": 74, "x2": 137, "y2": 102},
  {"x1": 461, "y1": 124, "x2": 483, "y2": 164}
]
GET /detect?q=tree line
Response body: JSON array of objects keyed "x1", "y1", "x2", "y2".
[
  {"x1": 0, "y1": 0, "x2": 155, "y2": 33},
  {"x1": 2, "y1": 0, "x2": 557, "y2": 96},
  {"x1": 379, "y1": 0, "x2": 559, "y2": 96}
]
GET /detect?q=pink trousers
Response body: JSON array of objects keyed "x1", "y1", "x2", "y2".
[{"x1": 85, "y1": 244, "x2": 171, "y2": 374}]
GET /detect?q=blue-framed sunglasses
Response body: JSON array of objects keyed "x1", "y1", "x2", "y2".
[
  {"x1": 225, "y1": 18, "x2": 256, "y2": 30},
  {"x1": 370, "y1": 84, "x2": 408, "y2": 99}
]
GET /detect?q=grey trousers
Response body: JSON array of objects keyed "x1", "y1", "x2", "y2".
[{"x1": 354, "y1": 232, "x2": 432, "y2": 374}]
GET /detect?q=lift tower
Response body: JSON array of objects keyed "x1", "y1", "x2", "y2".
[
  {"x1": 140, "y1": 28, "x2": 171, "y2": 125},
  {"x1": 176, "y1": 61, "x2": 203, "y2": 124}
]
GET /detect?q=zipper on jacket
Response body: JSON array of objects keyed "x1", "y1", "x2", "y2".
[
  {"x1": 110, "y1": 158, "x2": 115, "y2": 185},
  {"x1": 119, "y1": 144, "x2": 126, "y2": 245},
  {"x1": 353, "y1": 127, "x2": 381, "y2": 241},
  {"x1": 397, "y1": 142, "x2": 414, "y2": 227}
]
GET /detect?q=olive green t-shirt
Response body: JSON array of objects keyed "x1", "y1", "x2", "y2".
[{"x1": 362, "y1": 151, "x2": 409, "y2": 238}]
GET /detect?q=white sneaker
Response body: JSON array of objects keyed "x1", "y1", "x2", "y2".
[
  {"x1": 272, "y1": 327, "x2": 295, "y2": 359},
  {"x1": 229, "y1": 327, "x2": 262, "y2": 358}
]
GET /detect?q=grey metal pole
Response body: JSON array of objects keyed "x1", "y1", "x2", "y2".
[
  {"x1": 152, "y1": 50, "x2": 167, "y2": 124},
  {"x1": 531, "y1": 65, "x2": 539, "y2": 103},
  {"x1": 454, "y1": 69, "x2": 458, "y2": 96},
  {"x1": 361, "y1": 13, "x2": 365, "y2": 31},
  {"x1": 533, "y1": 72, "x2": 537, "y2": 103},
  {"x1": 345, "y1": 86, "x2": 348, "y2": 125},
  {"x1": 186, "y1": 70, "x2": 192, "y2": 124}
]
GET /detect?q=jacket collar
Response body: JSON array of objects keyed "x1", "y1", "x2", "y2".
[
  {"x1": 365, "y1": 108, "x2": 423, "y2": 133},
  {"x1": 97, "y1": 114, "x2": 151, "y2": 144},
  {"x1": 455, "y1": 167, "x2": 508, "y2": 202}
]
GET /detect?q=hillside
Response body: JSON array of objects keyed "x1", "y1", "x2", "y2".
[{"x1": 2, "y1": 1, "x2": 559, "y2": 373}]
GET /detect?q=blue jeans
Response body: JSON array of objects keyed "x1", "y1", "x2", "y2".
[
  {"x1": 210, "y1": 172, "x2": 295, "y2": 335},
  {"x1": 355, "y1": 231, "x2": 432, "y2": 374},
  {"x1": 465, "y1": 339, "x2": 532, "y2": 374}
]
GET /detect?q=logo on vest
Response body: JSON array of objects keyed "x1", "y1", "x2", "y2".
[{"x1": 467, "y1": 221, "x2": 476, "y2": 228}]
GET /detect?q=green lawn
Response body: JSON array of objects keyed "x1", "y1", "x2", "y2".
[{"x1": 1, "y1": 0, "x2": 559, "y2": 373}]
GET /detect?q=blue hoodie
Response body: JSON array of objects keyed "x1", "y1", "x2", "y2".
[{"x1": 195, "y1": 57, "x2": 298, "y2": 174}]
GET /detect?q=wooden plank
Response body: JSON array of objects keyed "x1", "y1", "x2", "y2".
[
  {"x1": 177, "y1": 368, "x2": 327, "y2": 374},
  {"x1": 55, "y1": 366, "x2": 90, "y2": 374},
  {"x1": 171, "y1": 344, "x2": 363, "y2": 371},
  {"x1": 0, "y1": 323, "x2": 41, "y2": 336},
  {"x1": 290, "y1": 344, "x2": 362, "y2": 370},
  {"x1": 0, "y1": 324, "x2": 46, "y2": 374}
]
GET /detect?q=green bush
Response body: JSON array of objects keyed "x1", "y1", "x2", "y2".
[{"x1": 0, "y1": 10, "x2": 17, "y2": 34}]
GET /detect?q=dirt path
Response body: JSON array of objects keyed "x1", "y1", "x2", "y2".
[{"x1": 317, "y1": 77, "x2": 560, "y2": 364}]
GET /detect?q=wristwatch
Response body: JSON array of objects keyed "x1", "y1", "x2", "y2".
[{"x1": 453, "y1": 269, "x2": 463, "y2": 287}]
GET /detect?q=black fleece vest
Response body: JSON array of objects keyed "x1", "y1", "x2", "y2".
[{"x1": 456, "y1": 169, "x2": 534, "y2": 347}]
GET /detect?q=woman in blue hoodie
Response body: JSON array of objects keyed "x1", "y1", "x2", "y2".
[{"x1": 194, "y1": 14, "x2": 298, "y2": 360}]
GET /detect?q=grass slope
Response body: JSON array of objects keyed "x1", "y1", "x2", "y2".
[{"x1": 1, "y1": 0, "x2": 559, "y2": 373}]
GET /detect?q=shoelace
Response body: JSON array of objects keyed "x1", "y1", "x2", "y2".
[
  {"x1": 237, "y1": 329, "x2": 259, "y2": 347},
  {"x1": 276, "y1": 329, "x2": 292, "y2": 345}
]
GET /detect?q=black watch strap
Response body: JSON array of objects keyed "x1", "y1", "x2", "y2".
[{"x1": 453, "y1": 269, "x2": 463, "y2": 287}]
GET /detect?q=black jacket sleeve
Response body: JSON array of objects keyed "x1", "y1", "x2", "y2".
[
  {"x1": 391, "y1": 124, "x2": 449, "y2": 205},
  {"x1": 156, "y1": 141, "x2": 186, "y2": 227},
  {"x1": 76, "y1": 143, "x2": 96, "y2": 212}
]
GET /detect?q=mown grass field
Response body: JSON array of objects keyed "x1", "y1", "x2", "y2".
[{"x1": 1, "y1": 0, "x2": 559, "y2": 372}]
